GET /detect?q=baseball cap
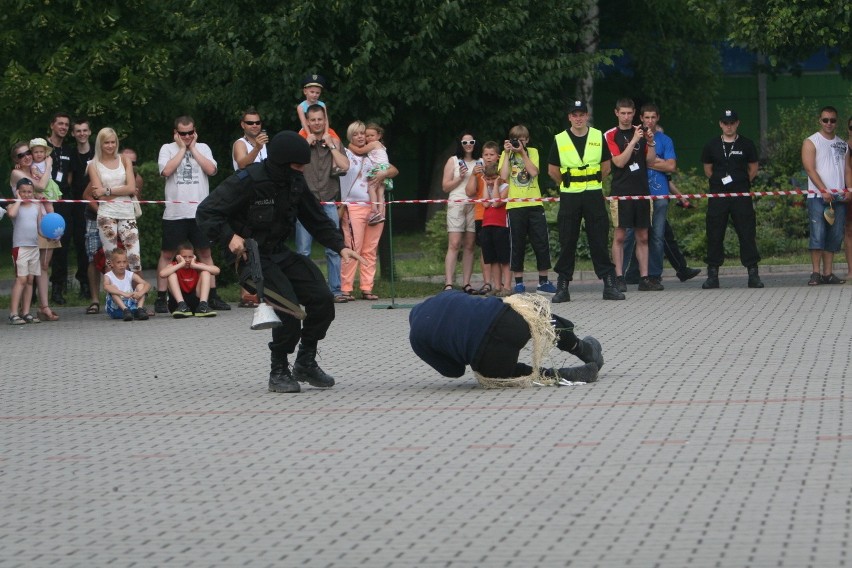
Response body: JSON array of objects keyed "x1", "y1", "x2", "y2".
[
  {"x1": 720, "y1": 109, "x2": 739, "y2": 122},
  {"x1": 569, "y1": 100, "x2": 588, "y2": 113}
]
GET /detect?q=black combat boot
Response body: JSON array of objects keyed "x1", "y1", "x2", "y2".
[
  {"x1": 551, "y1": 278, "x2": 570, "y2": 303},
  {"x1": 269, "y1": 353, "x2": 300, "y2": 393},
  {"x1": 556, "y1": 362, "x2": 599, "y2": 384},
  {"x1": 292, "y1": 344, "x2": 336, "y2": 388},
  {"x1": 702, "y1": 266, "x2": 720, "y2": 289},
  {"x1": 747, "y1": 265, "x2": 764, "y2": 288},
  {"x1": 602, "y1": 273, "x2": 626, "y2": 300},
  {"x1": 677, "y1": 267, "x2": 701, "y2": 282},
  {"x1": 51, "y1": 283, "x2": 66, "y2": 305}
]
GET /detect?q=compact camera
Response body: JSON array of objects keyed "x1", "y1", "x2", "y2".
[{"x1": 510, "y1": 138, "x2": 521, "y2": 149}]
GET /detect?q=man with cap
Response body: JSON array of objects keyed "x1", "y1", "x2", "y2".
[
  {"x1": 700, "y1": 110, "x2": 763, "y2": 289},
  {"x1": 197, "y1": 131, "x2": 363, "y2": 394},
  {"x1": 547, "y1": 100, "x2": 623, "y2": 302}
]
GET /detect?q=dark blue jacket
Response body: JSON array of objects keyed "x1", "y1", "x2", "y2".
[{"x1": 409, "y1": 291, "x2": 507, "y2": 377}]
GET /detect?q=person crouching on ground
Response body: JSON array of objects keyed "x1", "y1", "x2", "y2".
[
  {"x1": 409, "y1": 290, "x2": 604, "y2": 388},
  {"x1": 158, "y1": 241, "x2": 220, "y2": 318},
  {"x1": 103, "y1": 248, "x2": 151, "y2": 321}
]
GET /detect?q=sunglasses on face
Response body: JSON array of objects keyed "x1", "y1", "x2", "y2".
[
  {"x1": 461, "y1": 140, "x2": 476, "y2": 146},
  {"x1": 243, "y1": 120, "x2": 262, "y2": 126},
  {"x1": 177, "y1": 130, "x2": 195, "y2": 136},
  {"x1": 16, "y1": 150, "x2": 32, "y2": 159},
  {"x1": 821, "y1": 118, "x2": 838, "y2": 124}
]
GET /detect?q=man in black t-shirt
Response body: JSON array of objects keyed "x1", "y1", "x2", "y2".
[
  {"x1": 46, "y1": 112, "x2": 74, "y2": 305},
  {"x1": 700, "y1": 109, "x2": 763, "y2": 289},
  {"x1": 68, "y1": 118, "x2": 95, "y2": 301},
  {"x1": 604, "y1": 98, "x2": 660, "y2": 293}
]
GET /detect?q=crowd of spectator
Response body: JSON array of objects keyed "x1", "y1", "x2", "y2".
[{"x1": 4, "y1": 94, "x2": 852, "y2": 325}]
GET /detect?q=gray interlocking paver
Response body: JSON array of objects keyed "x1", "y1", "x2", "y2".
[{"x1": 1, "y1": 271, "x2": 850, "y2": 567}]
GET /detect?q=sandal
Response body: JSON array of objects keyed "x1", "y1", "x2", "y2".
[
  {"x1": 23, "y1": 313, "x2": 40, "y2": 324},
  {"x1": 462, "y1": 284, "x2": 475, "y2": 295},
  {"x1": 477, "y1": 283, "x2": 493, "y2": 296},
  {"x1": 9, "y1": 314, "x2": 25, "y2": 325},
  {"x1": 822, "y1": 273, "x2": 846, "y2": 285},
  {"x1": 38, "y1": 306, "x2": 60, "y2": 321},
  {"x1": 86, "y1": 302, "x2": 100, "y2": 315},
  {"x1": 808, "y1": 272, "x2": 822, "y2": 286},
  {"x1": 361, "y1": 291, "x2": 379, "y2": 300},
  {"x1": 340, "y1": 293, "x2": 355, "y2": 302},
  {"x1": 442, "y1": 284, "x2": 454, "y2": 291},
  {"x1": 333, "y1": 295, "x2": 349, "y2": 303}
]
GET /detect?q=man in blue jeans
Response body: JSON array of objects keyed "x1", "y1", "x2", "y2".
[
  {"x1": 296, "y1": 105, "x2": 350, "y2": 302},
  {"x1": 622, "y1": 105, "x2": 684, "y2": 288}
]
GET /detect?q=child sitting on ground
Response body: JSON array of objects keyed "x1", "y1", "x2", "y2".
[
  {"x1": 103, "y1": 248, "x2": 151, "y2": 321},
  {"x1": 7, "y1": 178, "x2": 47, "y2": 324},
  {"x1": 158, "y1": 242, "x2": 220, "y2": 318}
]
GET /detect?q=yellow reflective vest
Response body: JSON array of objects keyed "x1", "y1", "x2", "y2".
[{"x1": 555, "y1": 128, "x2": 603, "y2": 193}]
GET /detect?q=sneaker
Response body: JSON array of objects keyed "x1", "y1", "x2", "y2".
[
  {"x1": 194, "y1": 301, "x2": 217, "y2": 317},
  {"x1": 615, "y1": 276, "x2": 627, "y2": 293},
  {"x1": 208, "y1": 297, "x2": 231, "y2": 311},
  {"x1": 638, "y1": 277, "x2": 664, "y2": 291},
  {"x1": 172, "y1": 301, "x2": 192, "y2": 319},
  {"x1": 513, "y1": 282, "x2": 526, "y2": 294},
  {"x1": 122, "y1": 308, "x2": 134, "y2": 322},
  {"x1": 536, "y1": 280, "x2": 557, "y2": 294},
  {"x1": 133, "y1": 308, "x2": 149, "y2": 321},
  {"x1": 154, "y1": 296, "x2": 169, "y2": 313}
]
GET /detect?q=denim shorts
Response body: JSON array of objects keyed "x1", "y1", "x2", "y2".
[{"x1": 807, "y1": 197, "x2": 846, "y2": 252}]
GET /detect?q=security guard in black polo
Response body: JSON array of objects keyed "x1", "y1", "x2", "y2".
[
  {"x1": 547, "y1": 100, "x2": 623, "y2": 302},
  {"x1": 197, "y1": 131, "x2": 363, "y2": 393}
]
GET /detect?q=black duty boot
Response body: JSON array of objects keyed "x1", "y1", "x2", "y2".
[
  {"x1": 269, "y1": 354, "x2": 300, "y2": 393},
  {"x1": 702, "y1": 266, "x2": 720, "y2": 289},
  {"x1": 552, "y1": 278, "x2": 570, "y2": 303},
  {"x1": 602, "y1": 273, "x2": 626, "y2": 300},
  {"x1": 677, "y1": 267, "x2": 701, "y2": 282},
  {"x1": 292, "y1": 345, "x2": 335, "y2": 388},
  {"x1": 747, "y1": 265, "x2": 764, "y2": 288},
  {"x1": 51, "y1": 284, "x2": 66, "y2": 305},
  {"x1": 560, "y1": 334, "x2": 604, "y2": 370},
  {"x1": 557, "y1": 363, "x2": 599, "y2": 384}
]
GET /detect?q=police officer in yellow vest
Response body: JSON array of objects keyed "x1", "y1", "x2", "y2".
[{"x1": 547, "y1": 100, "x2": 624, "y2": 302}]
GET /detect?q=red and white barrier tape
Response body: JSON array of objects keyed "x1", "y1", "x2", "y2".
[{"x1": 1, "y1": 188, "x2": 849, "y2": 207}]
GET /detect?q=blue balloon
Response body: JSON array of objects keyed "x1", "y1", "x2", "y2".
[{"x1": 40, "y1": 212, "x2": 65, "y2": 240}]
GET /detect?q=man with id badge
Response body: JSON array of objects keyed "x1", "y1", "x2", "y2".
[
  {"x1": 701, "y1": 109, "x2": 763, "y2": 289},
  {"x1": 604, "y1": 98, "x2": 659, "y2": 294}
]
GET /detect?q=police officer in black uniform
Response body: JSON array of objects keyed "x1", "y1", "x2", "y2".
[{"x1": 197, "y1": 131, "x2": 363, "y2": 393}]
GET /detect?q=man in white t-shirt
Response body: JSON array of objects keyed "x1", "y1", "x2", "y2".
[
  {"x1": 155, "y1": 116, "x2": 228, "y2": 312},
  {"x1": 802, "y1": 105, "x2": 852, "y2": 286},
  {"x1": 232, "y1": 107, "x2": 269, "y2": 171}
]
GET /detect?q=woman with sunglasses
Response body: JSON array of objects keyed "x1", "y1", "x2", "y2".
[
  {"x1": 441, "y1": 131, "x2": 481, "y2": 293},
  {"x1": 9, "y1": 142, "x2": 59, "y2": 321}
]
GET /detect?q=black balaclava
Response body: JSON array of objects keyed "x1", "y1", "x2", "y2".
[{"x1": 265, "y1": 131, "x2": 311, "y2": 181}]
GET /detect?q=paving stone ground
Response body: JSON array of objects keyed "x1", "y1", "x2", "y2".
[{"x1": 1, "y1": 271, "x2": 850, "y2": 567}]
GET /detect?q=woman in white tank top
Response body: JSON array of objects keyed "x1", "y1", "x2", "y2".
[{"x1": 88, "y1": 128, "x2": 141, "y2": 272}]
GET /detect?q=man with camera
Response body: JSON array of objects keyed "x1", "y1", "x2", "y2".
[
  {"x1": 604, "y1": 98, "x2": 659, "y2": 294},
  {"x1": 547, "y1": 100, "x2": 623, "y2": 302}
]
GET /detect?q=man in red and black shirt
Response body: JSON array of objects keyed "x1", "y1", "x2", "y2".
[{"x1": 604, "y1": 98, "x2": 660, "y2": 293}]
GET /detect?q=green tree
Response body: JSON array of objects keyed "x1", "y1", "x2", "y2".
[
  {"x1": 688, "y1": 0, "x2": 852, "y2": 72},
  {"x1": 598, "y1": 0, "x2": 724, "y2": 115}
]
